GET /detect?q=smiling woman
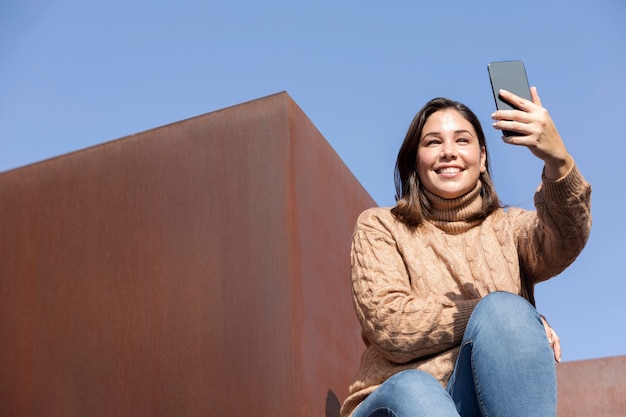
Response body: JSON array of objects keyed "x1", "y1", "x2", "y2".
[
  {"x1": 417, "y1": 108, "x2": 486, "y2": 200},
  {"x1": 341, "y1": 90, "x2": 592, "y2": 417},
  {"x1": 392, "y1": 97, "x2": 499, "y2": 227}
]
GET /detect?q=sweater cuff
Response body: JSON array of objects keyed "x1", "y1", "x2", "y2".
[
  {"x1": 539, "y1": 161, "x2": 587, "y2": 203},
  {"x1": 452, "y1": 299, "x2": 480, "y2": 340}
]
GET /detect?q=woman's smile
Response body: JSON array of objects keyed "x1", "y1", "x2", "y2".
[{"x1": 435, "y1": 166, "x2": 463, "y2": 175}]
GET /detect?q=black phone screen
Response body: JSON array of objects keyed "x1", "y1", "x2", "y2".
[{"x1": 487, "y1": 60, "x2": 531, "y2": 111}]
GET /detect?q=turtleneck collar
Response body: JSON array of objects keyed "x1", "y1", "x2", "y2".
[{"x1": 422, "y1": 181, "x2": 484, "y2": 234}]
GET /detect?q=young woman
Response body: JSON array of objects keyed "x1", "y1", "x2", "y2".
[{"x1": 341, "y1": 88, "x2": 592, "y2": 417}]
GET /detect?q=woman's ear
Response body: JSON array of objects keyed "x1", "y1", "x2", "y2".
[{"x1": 480, "y1": 146, "x2": 487, "y2": 173}]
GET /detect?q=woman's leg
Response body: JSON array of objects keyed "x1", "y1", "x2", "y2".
[
  {"x1": 447, "y1": 291, "x2": 557, "y2": 417},
  {"x1": 353, "y1": 370, "x2": 460, "y2": 417}
]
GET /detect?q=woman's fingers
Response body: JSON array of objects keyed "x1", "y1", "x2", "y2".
[
  {"x1": 541, "y1": 316, "x2": 562, "y2": 363},
  {"x1": 530, "y1": 86, "x2": 542, "y2": 106},
  {"x1": 498, "y1": 88, "x2": 534, "y2": 111}
]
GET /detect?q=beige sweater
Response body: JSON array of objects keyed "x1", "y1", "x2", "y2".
[{"x1": 341, "y1": 164, "x2": 592, "y2": 417}]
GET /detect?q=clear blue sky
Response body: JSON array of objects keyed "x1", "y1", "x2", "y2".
[{"x1": 2, "y1": 0, "x2": 625, "y2": 362}]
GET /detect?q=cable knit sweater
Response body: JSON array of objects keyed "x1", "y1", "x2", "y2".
[{"x1": 340, "y1": 163, "x2": 592, "y2": 417}]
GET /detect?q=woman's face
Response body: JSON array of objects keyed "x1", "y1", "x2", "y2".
[{"x1": 417, "y1": 109, "x2": 486, "y2": 199}]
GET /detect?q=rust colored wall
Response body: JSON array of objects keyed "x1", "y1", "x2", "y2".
[
  {"x1": 557, "y1": 355, "x2": 626, "y2": 416},
  {"x1": 0, "y1": 92, "x2": 375, "y2": 416}
]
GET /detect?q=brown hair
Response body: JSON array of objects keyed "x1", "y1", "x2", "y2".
[{"x1": 391, "y1": 97, "x2": 501, "y2": 226}]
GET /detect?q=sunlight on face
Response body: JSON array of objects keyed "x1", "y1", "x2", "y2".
[{"x1": 417, "y1": 109, "x2": 486, "y2": 199}]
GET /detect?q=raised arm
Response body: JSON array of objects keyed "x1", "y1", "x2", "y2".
[{"x1": 492, "y1": 87, "x2": 592, "y2": 282}]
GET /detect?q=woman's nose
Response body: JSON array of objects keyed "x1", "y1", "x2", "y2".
[{"x1": 441, "y1": 142, "x2": 457, "y2": 158}]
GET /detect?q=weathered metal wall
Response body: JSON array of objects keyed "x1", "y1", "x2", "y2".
[
  {"x1": 0, "y1": 92, "x2": 374, "y2": 416},
  {"x1": 557, "y1": 355, "x2": 626, "y2": 416}
]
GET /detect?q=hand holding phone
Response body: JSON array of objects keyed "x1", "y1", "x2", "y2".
[
  {"x1": 488, "y1": 63, "x2": 573, "y2": 178},
  {"x1": 488, "y1": 60, "x2": 531, "y2": 136}
]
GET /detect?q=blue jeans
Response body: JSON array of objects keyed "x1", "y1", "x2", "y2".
[{"x1": 352, "y1": 292, "x2": 557, "y2": 417}]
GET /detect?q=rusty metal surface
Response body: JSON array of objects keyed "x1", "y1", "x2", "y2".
[
  {"x1": 0, "y1": 92, "x2": 375, "y2": 416},
  {"x1": 556, "y1": 355, "x2": 626, "y2": 416},
  {"x1": 287, "y1": 98, "x2": 371, "y2": 415}
]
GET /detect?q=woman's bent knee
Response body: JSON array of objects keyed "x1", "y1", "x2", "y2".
[
  {"x1": 471, "y1": 291, "x2": 539, "y2": 327},
  {"x1": 354, "y1": 370, "x2": 458, "y2": 417},
  {"x1": 384, "y1": 370, "x2": 441, "y2": 393},
  {"x1": 479, "y1": 291, "x2": 534, "y2": 313},
  {"x1": 465, "y1": 291, "x2": 549, "y2": 358}
]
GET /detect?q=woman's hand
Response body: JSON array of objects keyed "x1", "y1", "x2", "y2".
[
  {"x1": 491, "y1": 87, "x2": 573, "y2": 179},
  {"x1": 540, "y1": 315, "x2": 562, "y2": 363}
]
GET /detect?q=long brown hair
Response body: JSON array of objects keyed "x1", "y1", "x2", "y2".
[{"x1": 391, "y1": 98, "x2": 501, "y2": 226}]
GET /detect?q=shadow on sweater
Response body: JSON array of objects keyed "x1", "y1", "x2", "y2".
[{"x1": 449, "y1": 285, "x2": 479, "y2": 342}]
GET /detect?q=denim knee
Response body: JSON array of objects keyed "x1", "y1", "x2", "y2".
[
  {"x1": 465, "y1": 291, "x2": 546, "y2": 351},
  {"x1": 473, "y1": 291, "x2": 538, "y2": 325},
  {"x1": 353, "y1": 370, "x2": 458, "y2": 417},
  {"x1": 382, "y1": 370, "x2": 442, "y2": 396},
  {"x1": 457, "y1": 292, "x2": 557, "y2": 416}
]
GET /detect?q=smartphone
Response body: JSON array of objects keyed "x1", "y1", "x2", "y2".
[{"x1": 487, "y1": 60, "x2": 531, "y2": 136}]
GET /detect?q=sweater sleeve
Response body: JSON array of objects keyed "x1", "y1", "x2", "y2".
[
  {"x1": 350, "y1": 211, "x2": 479, "y2": 364},
  {"x1": 515, "y1": 162, "x2": 592, "y2": 284}
]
